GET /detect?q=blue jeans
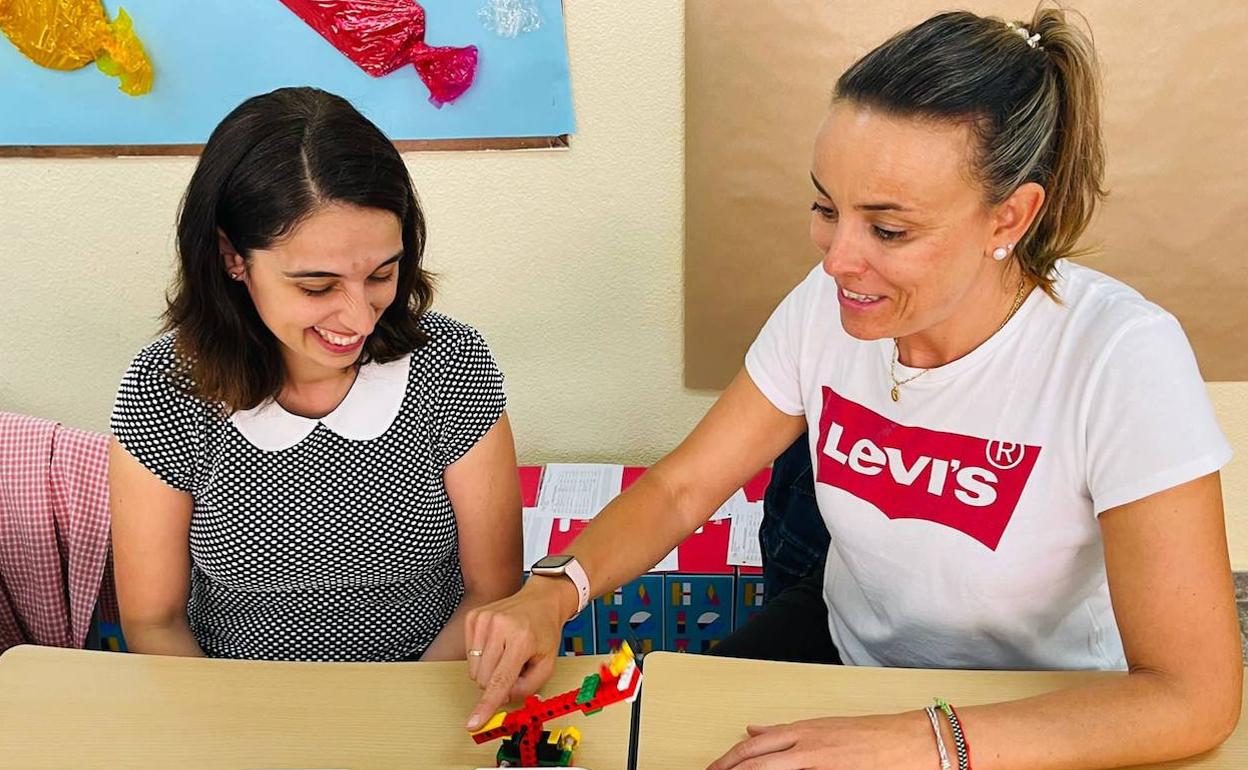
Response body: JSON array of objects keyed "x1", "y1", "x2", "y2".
[
  {"x1": 760, "y1": 433, "x2": 829, "y2": 603},
  {"x1": 712, "y1": 434, "x2": 839, "y2": 664}
]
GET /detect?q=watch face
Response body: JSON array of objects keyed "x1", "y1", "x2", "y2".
[{"x1": 531, "y1": 554, "x2": 574, "y2": 571}]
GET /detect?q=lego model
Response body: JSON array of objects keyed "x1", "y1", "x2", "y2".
[{"x1": 469, "y1": 642, "x2": 641, "y2": 767}]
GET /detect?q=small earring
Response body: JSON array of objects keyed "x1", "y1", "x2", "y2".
[
  {"x1": 230, "y1": 271, "x2": 243, "y2": 280},
  {"x1": 992, "y1": 247, "x2": 1009, "y2": 261}
]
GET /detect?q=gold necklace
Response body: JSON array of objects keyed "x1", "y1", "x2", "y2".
[{"x1": 889, "y1": 277, "x2": 1030, "y2": 402}]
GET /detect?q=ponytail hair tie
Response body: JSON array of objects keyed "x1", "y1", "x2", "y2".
[{"x1": 1006, "y1": 21, "x2": 1043, "y2": 49}]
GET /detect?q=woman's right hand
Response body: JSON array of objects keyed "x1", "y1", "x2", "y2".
[{"x1": 463, "y1": 574, "x2": 579, "y2": 731}]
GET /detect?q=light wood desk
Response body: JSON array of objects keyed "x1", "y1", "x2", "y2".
[
  {"x1": 0, "y1": 645, "x2": 631, "y2": 770},
  {"x1": 636, "y1": 653, "x2": 1248, "y2": 769}
]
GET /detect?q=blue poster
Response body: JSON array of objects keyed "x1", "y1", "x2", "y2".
[{"x1": 0, "y1": 0, "x2": 574, "y2": 146}]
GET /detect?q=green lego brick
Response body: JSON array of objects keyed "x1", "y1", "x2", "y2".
[{"x1": 575, "y1": 673, "x2": 601, "y2": 704}]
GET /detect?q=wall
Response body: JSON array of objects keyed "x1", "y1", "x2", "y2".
[{"x1": 1, "y1": 0, "x2": 1244, "y2": 566}]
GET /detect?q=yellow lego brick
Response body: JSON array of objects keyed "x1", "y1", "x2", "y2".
[{"x1": 468, "y1": 710, "x2": 507, "y2": 736}]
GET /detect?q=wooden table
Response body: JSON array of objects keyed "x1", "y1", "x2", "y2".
[
  {"x1": 635, "y1": 652, "x2": 1248, "y2": 769},
  {"x1": 0, "y1": 645, "x2": 631, "y2": 770}
]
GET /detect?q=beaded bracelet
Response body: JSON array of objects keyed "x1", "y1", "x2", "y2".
[
  {"x1": 923, "y1": 706, "x2": 953, "y2": 770},
  {"x1": 934, "y1": 698, "x2": 971, "y2": 770}
]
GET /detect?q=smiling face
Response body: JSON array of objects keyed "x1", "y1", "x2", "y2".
[
  {"x1": 810, "y1": 102, "x2": 1007, "y2": 345},
  {"x1": 224, "y1": 202, "x2": 403, "y2": 381}
]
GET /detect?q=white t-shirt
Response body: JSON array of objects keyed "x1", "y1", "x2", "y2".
[{"x1": 745, "y1": 260, "x2": 1231, "y2": 670}]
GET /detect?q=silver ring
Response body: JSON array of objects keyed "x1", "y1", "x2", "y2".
[{"x1": 468, "y1": 649, "x2": 484, "y2": 657}]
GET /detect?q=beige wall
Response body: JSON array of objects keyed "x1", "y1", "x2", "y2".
[
  {"x1": 685, "y1": 0, "x2": 1248, "y2": 388},
  {"x1": 1, "y1": 1, "x2": 1244, "y2": 565}
]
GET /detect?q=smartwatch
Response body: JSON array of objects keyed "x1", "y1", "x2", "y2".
[{"x1": 530, "y1": 554, "x2": 590, "y2": 619}]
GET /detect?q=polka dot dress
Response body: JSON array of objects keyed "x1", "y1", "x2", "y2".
[{"x1": 110, "y1": 313, "x2": 505, "y2": 661}]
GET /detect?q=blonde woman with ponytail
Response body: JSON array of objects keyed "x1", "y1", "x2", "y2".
[{"x1": 465, "y1": 8, "x2": 1242, "y2": 768}]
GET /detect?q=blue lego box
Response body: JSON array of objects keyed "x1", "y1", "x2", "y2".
[
  {"x1": 558, "y1": 602, "x2": 596, "y2": 656},
  {"x1": 734, "y1": 572, "x2": 767, "y2": 630},
  {"x1": 664, "y1": 574, "x2": 735, "y2": 654},
  {"x1": 594, "y1": 574, "x2": 664, "y2": 655}
]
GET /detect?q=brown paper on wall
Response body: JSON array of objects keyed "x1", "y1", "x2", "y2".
[{"x1": 685, "y1": 0, "x2": 1248, "y2": 388}]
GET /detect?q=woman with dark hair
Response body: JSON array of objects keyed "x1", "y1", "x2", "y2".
[
  {"x1": 108, "y1": 87, "x2": 522, "y2": 663},
  {"x1": 464, "y1": 8, "x2": 1240, "y2": 768}
]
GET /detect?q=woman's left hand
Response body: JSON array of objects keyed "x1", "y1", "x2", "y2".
[{"x1": 705, "y1": 711, "x2": 937, "y2": 770}]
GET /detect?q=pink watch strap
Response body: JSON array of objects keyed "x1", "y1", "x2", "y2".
[{"x1": 563, "y1": 557, "x2": 590, "y2": 618}]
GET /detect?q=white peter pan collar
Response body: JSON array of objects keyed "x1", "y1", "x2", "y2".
[{"x1": 229, "y1": 354, "x2": 412, "y2": 452}]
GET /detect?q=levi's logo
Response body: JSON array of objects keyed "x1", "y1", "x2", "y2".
[{"x1": 815, "y1": 387, "x2": 1040, "y2": 550}]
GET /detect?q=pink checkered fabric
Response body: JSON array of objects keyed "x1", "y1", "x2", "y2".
[
  {"x1": 0, "y1": 412, "x2": 63, "y2": 650},
  {"x1": 0, "y1": 412, "x2": 112, "y2": 652},
  {"x1": 50, "y1": 424, "x2": 112, "y2": 641}
]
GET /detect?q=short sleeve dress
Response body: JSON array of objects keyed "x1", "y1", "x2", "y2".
[{"x1": 110, "y1": 312, "x2": 505, "y2": 661}]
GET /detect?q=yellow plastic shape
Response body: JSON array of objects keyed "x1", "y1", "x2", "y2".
[
  {"x1": 607, "y1": 641, "x2": 634, "y2": 676},
  {"x1": 551, "y1": 726, "x2": 582, "y2": 751},
  {"x1": 0, "y1": 0, "x2": 153, "y2": 95}
]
